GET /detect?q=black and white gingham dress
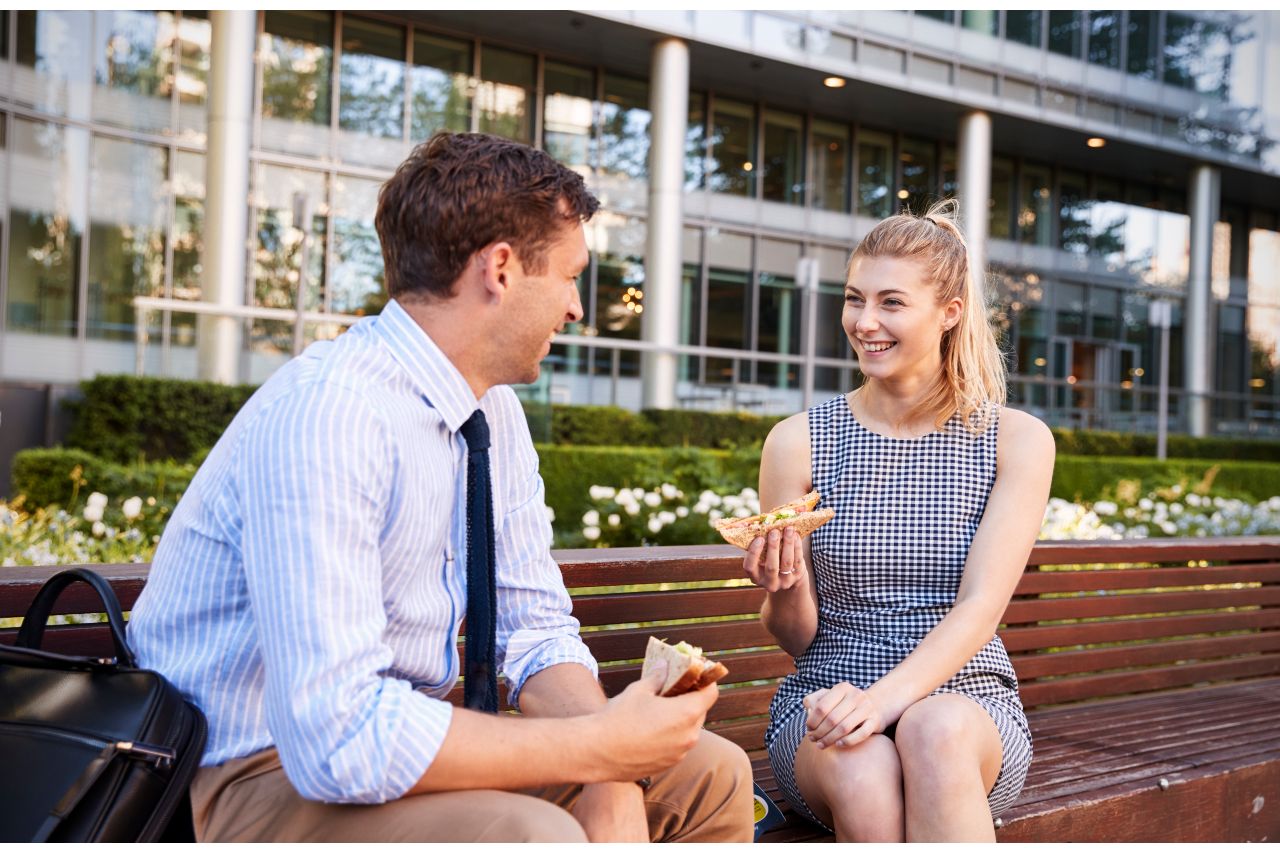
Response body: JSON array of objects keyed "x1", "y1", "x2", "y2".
[{"x1": 765, "y1": 394, "x2": 1033, "y2": 828}]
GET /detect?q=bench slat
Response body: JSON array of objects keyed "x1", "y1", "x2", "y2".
[
  {"x1": 705, "y1": 683, "x2": 775, "y2": 723},
  {"x1": 1012, "y1": 631, "x2": 1280, "y2": 680},
  {"x1": 1002, "y1": 586, "x2": 1280, "y2": 624},
  {"x1": 580, "y1": 619, "x2": 776, "y2": 662},
  {"x1": 571, "y1": 586, "x2": 765, "y2": 626},
  {"x1": 1019, "y1": 654, "x2": 1280, "y2": 707},
  {"x1": 1014, "y1": 562, "x2": 1280, "y2": 594},
  {"x1": 999, "y1": 608, "x2": 1280, "y2": 651}
]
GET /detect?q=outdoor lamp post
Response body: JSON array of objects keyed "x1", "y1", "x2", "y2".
[{"x1": 1149, "y1": 298, "x2": 1173, "y2": 461}]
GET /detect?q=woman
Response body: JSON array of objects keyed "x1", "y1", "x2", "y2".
[{"x1": 745, "y1": 200, "x2": 1055, "y2": 841}]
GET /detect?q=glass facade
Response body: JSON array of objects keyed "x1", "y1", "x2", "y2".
[{"x1": 0, "y1": 9, "x2": 1277, "y2": 435}]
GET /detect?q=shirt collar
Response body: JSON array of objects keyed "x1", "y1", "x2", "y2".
[{"x1": 374, "y1": 298, "x2": 479, "y2": 434}]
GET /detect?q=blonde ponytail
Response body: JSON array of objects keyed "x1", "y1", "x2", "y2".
[{"x1": 849, "y1": 198, "x2": 1007, "y2": 434}]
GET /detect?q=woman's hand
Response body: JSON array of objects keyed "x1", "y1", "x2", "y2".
[
  {"x1": 802, "y1": 682, "x2": 885, "y2": 750},
  {"x1": 744, "y1": 526, "x2": 807, "y2": 593}
]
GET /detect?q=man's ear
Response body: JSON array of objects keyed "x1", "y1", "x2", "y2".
[{"x1": 477, "y1": 242, "x2": 517, "y2": 301}]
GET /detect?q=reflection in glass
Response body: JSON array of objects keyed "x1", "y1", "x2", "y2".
[
  {"x1": 177, "y1": 11, "x2": 211, "y2": 140},
  {"x1": 1126, "y1": 11, "x2": 1158, "y2": 79},
  {"x1": 1218, "y1": 305, "x2": 1246, "y2": 395},
  {"x1": 899, "y1": 137, "x2": 936, "y2": 214},
  {"x1": 989, "y1": 156, "x2": 1013, "y2": 240},
  {"x1": 338, "y1": 17, "x2": 406, "y2": 166},
  {"x1": 705, "y1": 266, "x2": 749, "y2": 383},
  {"x1": 1018, "y1": 164, "x2": 1052, "y2": 246},
  {"x1": 543, "y1": 62, "x2": 593, "y2": 171},
  {"x1": 14, "y1": 12, "x2": 93, "y2": 120},
  {"x1": 757, "y1": 271, "x2": 801, "y2": 388},
  {"x1": 1091, "y1": 287, "x2": 1120, "y2": 339},
  {"x1": 6, "y1": 119, "x2": 87, "y2": 337},
  {"x1": 1048, "y1": 11, "x2": 1082, "y2": 58},
  {"x1": 680, "y1": 261, "x2": 702, "y2": 382},
  {"x1": 810, "y1": 119, "x2": 849, "y2": 213},
  {"x1": 857, "y1": 130, "x2": 893, "y2": 219},
  {"x1": 1005, "y1": 11, "x2": 1041, "y2": 46},
  {"x1": 331, "y1": 175, "x2": 386, "y2": 317},
  {"x1": 813, "y1": 285, "x2": 852, "y2": 394},
  {"x1": 762, "y1": 110, "x2": 803, "y2": 206},
  {"x1": 1087, "y1": 11, "x2": 1121, "y2": 69},
  {"x1": 1163, "y1": 12, "x2": 1234, "y2": 99},
  {"x1": 961, "y1": 11, "x2": 997, "y2": 35},
  {"x1": 593, "y1": 216, "x2": 646, "y2": 377},
  {"x1": 260, "y1": 11, "x2": 334, "y2": 157},
  {"x1": 1056, "y1": 282, "x2": 1086, "y2": 336},
  {"x1": 599, "y1": 75, "x2": 650, "y2": 182},
  {"x1": 252, "y1": 164, "x2": 328, "y2": 354},
  {"x1": 477, "y1": 47, "x2": 534, "y2": 142},
  {"x1": 1058, "y1": 170, "x2": 1090, "y2": 254},
  {"x1": 941, "y1": 144, "x2": 957, "y2": 200},
  {"x1": 1248, "y1": 227, "x2": 1280, "y2": 306},
  {"x1": 708, "y1": 98, "x2": 754, "y2": 196},
  {"x1": 92, "y1": 10, "x2": 175, "y2": 134},
  {"x1": 686, "y1": 92, "x2": 706, "y2": 191},
  {"x1": 171, "y1": 151, "x2": 205, "y2": 346},
  {"x1": 1091, "y1": 178, "x2": 1126, "y2": 265},
  {"x1": 1250, "y1": 305, "x2": 1280, "y2": 398},
  {"x1": 87, "y1": 136, "x2": 168, "y2": 341},
  {"x1": 916, "y1": 11, "x2": 954, "y2": 24},
  {"x1": 411, "y1": 32, "x2": 471, "y2": 140}
]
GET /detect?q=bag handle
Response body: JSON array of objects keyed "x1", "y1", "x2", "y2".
[{"x1": 15, "y1": 568, "x2": 137, "y2": 668}]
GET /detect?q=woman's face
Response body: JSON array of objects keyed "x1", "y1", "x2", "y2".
[{"x1": 842, "y1": 255, "x2": 962, "y2": 384}]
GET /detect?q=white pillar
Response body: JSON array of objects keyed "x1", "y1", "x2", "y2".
[
  {"x1": 198, "y1": 10, "x2": 256, "y2": 384},
  {"x1": 641, "y1": 38, "x2": 688, "y2": 411},
  {"x1": 957, "y1": 111, "x2": 992, "y2": 289},
  {"x1": 1186, "y1": 164, "x2": 1219, "y2": 437}
]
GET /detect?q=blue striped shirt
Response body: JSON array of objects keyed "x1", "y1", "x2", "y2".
[{"x1": 127, "y1": 298, "x2": 597, "y2": 804}]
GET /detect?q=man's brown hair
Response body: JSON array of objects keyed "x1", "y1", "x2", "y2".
[{"x1": 375, "y1": 132, "x2": 600, "y2": 300}]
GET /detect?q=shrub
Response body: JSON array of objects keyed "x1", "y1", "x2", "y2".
[
  {"x1": 1052, "y1": 455, "x2": 1280, "y2": 505},
  {"x1": 10, "y1": 447, "x2": 194, "y2": 511},
  {"x1": 551, "y1": 405, "x2": 654, "y2": 446},
  {"x1": 639, "y1": 408, "x2": 783, "y2": 449}
]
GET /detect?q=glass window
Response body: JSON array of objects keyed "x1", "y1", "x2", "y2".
[
  {"x1": 940, "y1": 144, "x2": 957, "y2": 200},
  {"x1": 170, "y1": 151, "x2": 204, "y2": 345},
  {"x1": 86, "y1": 136, "x2": 168, "y2": 342},
  {"x1": 1126, "y1": 11, "x2": 1158, "y2": 79},
  {"x1": 856, "y1": 129, "x2": 893, "y2": 219},
  {"x1": 1058, "y1": 170, "x2": 1090, "y2": 254},
  {"x1": 679, "y1": 226, "x2": 702, "y2": 382},
  {"x1": 1087, "y1": 11, "x2": 1121, "y2": 69},
  {"x1": 91, "y1": 11, "x2": 175, "y2": 135},
  {"x1": 339, "y1": 17, "x2": 406, "y2": 168},
  {"x1": 1048, "y1": 11, "x2": 1083, "y2": 58},
  {"x1": 14, "y1": 12, "x2": 93, "y2": 120},
  {"x1": 543, "y1": 62, "x2": 593, "y2": 172},
  {"x1": 6, "y1": 119, "x2": 88, "y2": 337},
  {"x1": 477, "y1": 46, "x2": 533, "y2": 143},
  {"x1": 1218, "y1": 304, "x2": 1246, "y2": 394},
  {"x1": 598, "y1": 74, "x2": 650, "y2": 183},
  {"x1": 989, "y1": 156, "x2": 1014, "y2": 239},
  {"x1": 899, "y1": 137, "x2": 936, "y2": 214},
  {"x1": 1090, "y1": 287, "x2": 1120, "y2": 339},
  {"x1": 916, "y1": 11, "x2": 954, "y2": 24},
  {"x1": 685, "y1": 91, "x2": 706, "y2": 191},
  {"x1": 961, "y1": 11, "x2": 997, "y2": 36},
  {"x1": 0, "y1": 10, "x2": 7, "y2": 60},
  {"x1": 1250, "y1": 304, "x2": 1280, "y2": 398},
  {"x1": 1090, "y1": 177, "x2": 1126, "y2": 264},
  {"x1": 756, "y1": 239, "x2": 801, "y2": 388},
  {"x1": 331, "y1": 175, "x2": 385, "y2": 317},
  {"x1": 810, "y1": 118, "x2": 849, "y2": 213},
  {"x1": 1153, "y1": 206, "x2": 1190, "y2": 290},
  {"x1": 251, "y1": 164, "x2": 328, "y2": 355},
  {"x1": 1004, "y1": 11, "x2": 1041, "y2": 47},
  {"x1": 411, "y1": 31, "x2": 471, "y2": 140},
  {"x1": 1017, "y1": 163, "x2": 1053, "y2": 246},
  {"x1": 1163, "y1": 12, "x2": 1233, "y2": 99},
  {"x1": 260, "y1": 11, "x2": 334, "y2": 157},
  {"x1": 705, "y1": 230, "x2": 752, "y2": 384},
  {"x1": 761, "y1": 109, "x2": 803, "y2": 206},
  {"x1": 1248, "y1": 227, "x2": 1280, "y2": 306},
  {"x1": 593, "y1": 215, "x2": 646, "y2": 377},
  {"x1": 1056, "y1": 282, "x2": 1086, "y2": 336},
  {"x1": 708, "y1": 97, "x2": 754, "y2": 197},
  {"x1": 177, "y1": 11, "x2": 211, "y2": 140}
]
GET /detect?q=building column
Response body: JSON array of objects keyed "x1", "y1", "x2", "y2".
[
  {"x1": 640, "y1": 38, "x2": 689, "y2": 411},
  {"x1": 1186, "y1": 164, "x2": 1220, "y2": 437},
  {"x1": 197, "y1": 10, "x2": 256, "y2": 384},
  {"x1": 957, "y1": 111, "x2": 992, "y2": 291}
]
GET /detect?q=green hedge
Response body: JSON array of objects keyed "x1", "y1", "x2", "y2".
[
  {"x1": 1051, "y1": 455, "x2": 1280, "y2": 505},
  {"x1": 1048, "y1": 427, "x2": 1280, "y2": 462},
  {"x1": 67, "y1": 375, "x2": 257, "y2": 464},
  {"x1": 10, "y1": 447, "x2": 194, "y2": 511}
]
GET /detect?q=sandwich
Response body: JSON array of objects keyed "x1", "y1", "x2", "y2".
[
  {"x1": 711, "y1": 490, "x2": 835, "y2": 549},
  {"x1": 642, "y1": 637, "x2": 730, "y2": 697}
]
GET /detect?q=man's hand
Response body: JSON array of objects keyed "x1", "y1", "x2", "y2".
[
  {"x1": 572, "y1": 782, "x2": 649, "y2": 843},
  {"x1": 583, "y1": 658, "x2": 719, "y2": 784}
]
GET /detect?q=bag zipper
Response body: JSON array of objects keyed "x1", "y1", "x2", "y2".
[{"x1": 0, "y1": 721, "x2": 175, "y2": 768}]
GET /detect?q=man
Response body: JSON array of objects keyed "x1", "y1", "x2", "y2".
[{"x1": 128, "y1": 133, "x2": 754, "y2": 842}]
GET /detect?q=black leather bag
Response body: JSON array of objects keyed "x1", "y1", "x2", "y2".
[{"x1": 0, "y1": 568, "x2": 208, "y2": 842}]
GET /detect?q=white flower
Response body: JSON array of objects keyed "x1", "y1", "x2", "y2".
[
  {"x1": 91, "y1": 521, "x2": 106, "y2": 537},
  {"x1": 122, "y1": 496, "x2": 143, "y2": 520},
  {"x1": 583, "y1": 526, "x2": 601, "y2": 541},
  {"x1": 624, "y1": 502, "x2": 640, "y2": 516},
  {"x1": 87, "y1": 492, "x2": 108, "y2": 509},
  {"x1": 1187, "y1": 494, "x2": 1202, "y2": 507},
  {"x1": 589, "y1": 485, "x2": 616, "y2": 501},
  {"x1": 733, "y1": 507, "x2": 752, "y2": 518},
  {"x1": 545, "y1": 506, "x2": 556, "y2": 523},
  {"x1": 692, "y1": 502, "x2": 709, "y2": 515},
  {"x1": 676, "y1": 506, "x2": 689, "y2": 518},
  {"x1": 1139, "y1": 498, "x2": 1154, "y2": 511},
  {"x1": 83, "y1": 503, "x2": 104, "y2": 523},
  {"x1": 643, "y1": 492, "x2": 661, "y2": 508},
  {"x1": 1093, "y1": 501, "x2": 1118, "y2": 516},
  {"x1": 708, "y1": 509, "x2": 724, "y2": 521},
  {"x1": 582, "y1": 510, "x2": 600, "y2": 527},
  {"x1": 607, "y1": 513, "x2": 621, "y2": 527},
  {"x1": 658, "y1": 511, "x2": 677, "y2": 525},
  {"x1": 631, "y1": 487, "x2": 645, "y2": 499},
  {"x1": 661, "y1": 483, "x2": 680, "y2": 500},
  {"x1": 647, "y1": 516, "x2": 663, "y2": 534}
]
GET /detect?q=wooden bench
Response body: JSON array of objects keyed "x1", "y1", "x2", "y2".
[{"x1": 3, "y1": 537, "x2": 1278, "y2": 842}]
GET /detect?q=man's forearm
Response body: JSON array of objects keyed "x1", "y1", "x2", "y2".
[{"x1": 517, "y1": 661, "x2": 608, "y2": 718}]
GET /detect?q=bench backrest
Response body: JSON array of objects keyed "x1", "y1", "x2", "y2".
[{"x1": 3, "y1": 538, "x2": 1278, "y2": 754}]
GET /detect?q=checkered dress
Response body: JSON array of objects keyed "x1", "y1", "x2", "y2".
[{"x1": 765, "y1": 394, "x2": 1033, "y2": 828}]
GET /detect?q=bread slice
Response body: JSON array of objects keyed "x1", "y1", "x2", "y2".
[
  {"x1": 642, "y1": 637, "x2": 730, "y2": 697},
  {"x1": 711, "y1": 490, "x2": 835, "y2": 549}
]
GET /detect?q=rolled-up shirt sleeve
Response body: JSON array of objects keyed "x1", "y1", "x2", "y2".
[
  {"x1": 235, "y1": 381, "x2": 451, "y2": 804},
  {"x1": 488, "y1": 389, "x2": 598, "y2": 710}
]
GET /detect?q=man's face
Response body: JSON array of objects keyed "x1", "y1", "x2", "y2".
[{"x1": 500, "y1": 219, "x2": 588, "y2": 386}]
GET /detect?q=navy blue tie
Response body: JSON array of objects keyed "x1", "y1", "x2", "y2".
[{"x1": 460, "y1": 409, "x2": 499, "y2": 714}]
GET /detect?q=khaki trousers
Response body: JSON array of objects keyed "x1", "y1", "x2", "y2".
[{"x1": 190, "y1": 730, "x2": 754, "y2": 843}]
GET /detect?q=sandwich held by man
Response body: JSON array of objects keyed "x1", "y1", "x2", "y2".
[{"x1": 127, "y1": 132, "x2": 754, "y2": 843}]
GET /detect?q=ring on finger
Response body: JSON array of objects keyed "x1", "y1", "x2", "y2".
[{"x1": 778, "y1": 569, "x2": 794, "y2": 575}]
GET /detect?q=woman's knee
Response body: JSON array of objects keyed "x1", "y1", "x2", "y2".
[
  {"x1": 895, "y1": 696, "x2": 999, "y2": 786},
  {"x1": 804, "y1": 733, "x2": 902, "y2": 803}
]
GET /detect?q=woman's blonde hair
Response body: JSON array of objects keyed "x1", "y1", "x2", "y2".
[{"x1": 848, "y1": 198, "x2": 1007, "y2": 434}]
